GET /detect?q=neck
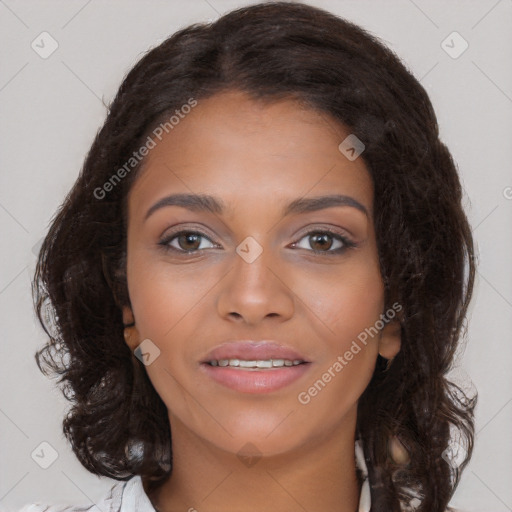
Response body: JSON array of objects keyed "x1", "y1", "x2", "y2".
[{"x1": 145, "y1": 410, "x2": 361, "y2": 512}]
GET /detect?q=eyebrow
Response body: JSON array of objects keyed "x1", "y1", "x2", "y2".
[{"x1": 144, "y1": 193, "x2": 368, "y2": 221}]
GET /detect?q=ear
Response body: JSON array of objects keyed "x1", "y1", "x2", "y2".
[
  {"x1": 378, "y1": 318, "x2": 401, "y2": 360},
  {"x1": 122, "y1": 306, "x2": 140, "y2": 351},
  {"x1": 122, "y1": 305, "x2": 135, "y2": 326}
]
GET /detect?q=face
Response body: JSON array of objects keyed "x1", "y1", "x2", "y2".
[{"x1": 123, "y1": 90, "x2": 400, "y2": 458}]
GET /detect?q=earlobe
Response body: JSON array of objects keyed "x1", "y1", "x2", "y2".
[
  {"x1": 123, "y1": 327, "x2": 140, "y2": 351},
  {"x1": 378, "y1": 319, "x2": 401, "y2": 360},
  {"x1": 122, "y1": 306, "x2": 139, "y2": 350}
]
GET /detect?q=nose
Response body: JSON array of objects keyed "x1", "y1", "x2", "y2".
[{"x1": 216, "y1": 247, "x2": 295, "y2": 326}]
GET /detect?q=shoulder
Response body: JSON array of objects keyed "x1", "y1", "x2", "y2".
[{"x1": 17, "y1": 476, "x2": 154, "y2": 512}]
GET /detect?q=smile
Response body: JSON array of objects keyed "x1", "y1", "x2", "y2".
[
  {"x1": 200, "y1": 360, "x2": 311, "y2": 393},
  {"x1": 208, "y1": 358, "x2": 304, "y2": 369}
]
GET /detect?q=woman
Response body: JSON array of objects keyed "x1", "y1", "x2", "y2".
[{"x1": 23, "y1": 2, "x2": 476, "y2": 511}]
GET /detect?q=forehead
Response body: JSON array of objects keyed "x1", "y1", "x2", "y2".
[{"x1": 128, "y1": 90, "x2": 373, "y2": 220}]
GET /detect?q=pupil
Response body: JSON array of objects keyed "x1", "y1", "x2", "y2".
[
  {"x1": 181, "y1": 233, "x2": 199, "y2": 250},
  {"x1": 311, "y1": 233, "x2": 332, "y2": 251}
]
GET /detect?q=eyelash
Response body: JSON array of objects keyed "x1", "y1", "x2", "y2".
[{"x1": 158, "y1": 227, "x2": 357, "y2": 256}]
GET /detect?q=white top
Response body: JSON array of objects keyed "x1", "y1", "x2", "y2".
[{"x1": 17, "y1": 441, "x2": 461, "y2": 512}]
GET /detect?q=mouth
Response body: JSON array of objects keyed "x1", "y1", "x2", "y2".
[
  {"x1": 199, "y1": 341, "x2": 311, "y2": 393},
  {"x1": 205, "y1": 358, "x2": 306, "y2": 369}
]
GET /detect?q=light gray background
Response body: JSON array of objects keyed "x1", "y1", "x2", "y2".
[{"x1": 1, "y1": 0, "x2": 511, "y2": 510}]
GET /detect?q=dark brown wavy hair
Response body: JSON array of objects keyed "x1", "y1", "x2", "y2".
[{"x1": 32, "y1": 2, "x2": 477, "y2": 510}]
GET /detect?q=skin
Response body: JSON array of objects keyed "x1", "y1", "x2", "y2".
[{"x1": 122, "y1": 90, "x2": 401, "y2": 512}]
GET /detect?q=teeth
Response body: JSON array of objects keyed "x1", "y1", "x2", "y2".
[
  {"x1": 208, "y1": 359, "x2": 303, "y2": 368},
  {"x1": 239, "y1": 360, "x2": 257, "y2": 368}
]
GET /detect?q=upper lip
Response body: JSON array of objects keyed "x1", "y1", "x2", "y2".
[{"x1": 202, "y1": 341, "x2": 309, "y2": 363}]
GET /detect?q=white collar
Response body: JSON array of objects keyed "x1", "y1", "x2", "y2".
[{"x1": 355, "y1": 438, "x2": 371, "y2": 512}]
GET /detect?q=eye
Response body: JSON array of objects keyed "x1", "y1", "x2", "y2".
[
  {"x1": 292, "y1": 229, "x2": 356, "y2": 254},
  {"x1": 159, "y1": 230, "x2": 217, "y2": 253},
  {"x1": 158, "y1": 227, "x2": 357, "y2": 255}
]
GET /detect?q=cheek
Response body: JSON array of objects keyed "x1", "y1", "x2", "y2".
[
  {"x1": 126, "y1": 252, "x2": 209, "y2": 341},
  {"x1": 125, "y1": 255, "x2": 209, "y2": 406},
  {"x1": 295, "y1": 258, "x2": 384, "y2": 353},
  {"x1": 293, "y1": 265, "x2": 384, "y2": 417}
]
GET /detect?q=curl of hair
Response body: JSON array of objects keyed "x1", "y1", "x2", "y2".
[{"x1": 33, "y1": 2, "x2": 476, "y2": 509}]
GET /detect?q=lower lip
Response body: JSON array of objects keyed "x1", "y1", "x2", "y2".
[{"x1": 199, "y1": 363, "x2": 311, "y2": 394}]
